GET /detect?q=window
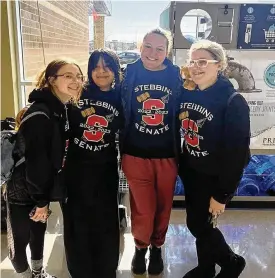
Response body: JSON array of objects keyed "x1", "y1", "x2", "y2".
[{"x1": 15, "y1": 0, "x2": 90, "y2": 107}]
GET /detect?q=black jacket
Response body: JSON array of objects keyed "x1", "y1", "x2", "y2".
[{"x1": 7, "y1": 88, "x2": 69, "y2": 207}]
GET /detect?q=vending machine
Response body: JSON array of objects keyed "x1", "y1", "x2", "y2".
[{"x1": 160, "y1": 1, "x2": 275, "y2": 207}]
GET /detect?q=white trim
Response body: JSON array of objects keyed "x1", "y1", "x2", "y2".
[
  {"x1": 15, "y1": 0, "x2": 26, "y2": 107},
  {"x1": 7, "y1": 0, "x2": 21, "y2": 114},
  {"x1": 20, "y1": 81, "x2": 35, "y2": 86},
  {"x1": 15, "y1": 157, "x2": 25, "y2": 168},
  {"x1": 20, "y1": 111, "x2": 49, "y2": 125}
]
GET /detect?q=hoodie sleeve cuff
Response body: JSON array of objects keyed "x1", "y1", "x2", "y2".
[
  {"x1": 36, "y1": 201, "x2": 49, "y2": 208},
  {"x1": 212, "y1": 192, "x2": 234, "y2": 205},
  {"x1": 31, "y1": 194, "x2": 49, "y2": 208}
]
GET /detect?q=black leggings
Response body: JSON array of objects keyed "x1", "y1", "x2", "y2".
[
  {"x1": 179, "y1": 164, "x2": 234, "y2": 267},
  {"x1": 8, "y1": 204, "x2": 46, "y2": 273}
]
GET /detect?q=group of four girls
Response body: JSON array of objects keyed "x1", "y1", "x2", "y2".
[{"x1": 6, "y1": 28, "x2": 250, "y2": 278}]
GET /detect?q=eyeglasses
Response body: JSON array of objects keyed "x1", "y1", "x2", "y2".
[
  {"x1": 55, "y1": 73, "x2": 85, "y2": 82},
  {"x1": 187, "y1": 59, "x2": 218, "y2": 68}
]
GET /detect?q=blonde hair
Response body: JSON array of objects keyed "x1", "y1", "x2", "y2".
[{"x1": 188, "y1": 40, "x2": 228, "y2": 72}]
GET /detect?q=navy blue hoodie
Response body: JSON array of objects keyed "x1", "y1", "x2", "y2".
[
  {"x1": 179, "y1": 76, "x2": 250, "y2": 203},
  {"x1": 67, "y1": 87, "x2": 123, "y2": 164},
  {"x1": 121, "y1": 58, "x2": 182, "y2": 159}
]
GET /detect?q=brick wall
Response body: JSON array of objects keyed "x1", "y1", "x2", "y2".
[
  {"x1": 94, "y1": 16, "x2": 105, "y2": 49},
  {"x1": 19, "y1": 0, "x2": 89, "y2": 80}
]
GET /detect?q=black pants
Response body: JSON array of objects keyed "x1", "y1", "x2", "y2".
[
  {"x1": 62, "y1": 161, "x2": 120, "y2": 278},
  {"x1": 179, "y1": 164, "x2": 234, "y2": 268},
  {"x1": 8, "y1": 203, "x2": 46, "y2": 273}
]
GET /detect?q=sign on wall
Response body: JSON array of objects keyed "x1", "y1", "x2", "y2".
[
  {"x1": 237, "y1": 4, "x2": 275, "y2": 49},
  {"x1": 239, "y1": 61, "x2": 275, "y2": 150}
]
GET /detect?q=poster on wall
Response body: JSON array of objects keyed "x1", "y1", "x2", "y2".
[
  {"x1": 226, "y1": 54, "x2": 275, "y2": 150},
  {"x1": 241, "y1": 62, "x2": 275, "y2": 150},
  {"x1": 237, "y1": 4, "x2": 275, "y2": 49}
]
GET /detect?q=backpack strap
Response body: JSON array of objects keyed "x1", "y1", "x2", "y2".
[
  {"x1": 227, "y1": 92, "x2": 239, "y2": 107},
  {"x1": 14, "y1": 157, "x2": 25, "y2": 168},
  {"x1": 15, "y1": 111, "x2": 50, "y2": 168},
  {"x1": 20, "y1": 111, "x2": 49, "y2": 126}
]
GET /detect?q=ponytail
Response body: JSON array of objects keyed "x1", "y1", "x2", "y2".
[
  {"x1": 15, "y1": 106, "x2": 29, "y2": 130},
  {"x1": 36, "y1": 69, "x2": 48, "y2": 89}
]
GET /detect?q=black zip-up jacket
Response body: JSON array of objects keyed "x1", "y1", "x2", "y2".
[{"x1": 7, "y1": 88, "x2": 69, "y2": 207}]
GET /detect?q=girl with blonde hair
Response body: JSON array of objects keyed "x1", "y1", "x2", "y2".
[{"x1": 179, "y1": 40, "x2": 250, "y2": 278}]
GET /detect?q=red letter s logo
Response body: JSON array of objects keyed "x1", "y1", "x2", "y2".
[
  {"x1": 83, "y1": 115, "x2": 108, "y2": 142},
  {"x1": 142, "y1": 99, "x2": 165, "y2": 126},
  {"x1": 182, "y1": 119, "x2": 199, "y2": 147}
]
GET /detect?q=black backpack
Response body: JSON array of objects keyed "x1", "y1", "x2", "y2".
[
  {"x1": 1, "y1": 118, "x2": 16, "y2": 231},
  {"x1": 1, "y1": 109, "x2": 49, "y2": 186}
]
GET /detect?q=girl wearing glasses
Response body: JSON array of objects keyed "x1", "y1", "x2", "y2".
[
  {"x1": 179, "y1": 40, "x2": 250, "y2": 278},
  {"x1": 6, "y1": 59, "x2": 83, "y2": 278},
  {"x1": 62, "y1": 49, "x2": 123, "y2": 278}
]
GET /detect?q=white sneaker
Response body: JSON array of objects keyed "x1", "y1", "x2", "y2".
[{"x1": 32, "y1": 268, "x2": 57, "y2": 278}]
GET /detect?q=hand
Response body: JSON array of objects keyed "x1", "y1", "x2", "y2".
[
  {"x1": 30, "y1": 206, "x2": 49, "y2": 222},
  {"x1": 209, "y1": 197, "x2": 226, "y2": 217}
]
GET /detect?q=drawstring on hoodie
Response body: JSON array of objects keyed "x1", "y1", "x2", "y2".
[{"x1": 64, "y1": 104, "x2": 70, "y2": 131}]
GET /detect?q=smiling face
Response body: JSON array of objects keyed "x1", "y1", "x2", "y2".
[
  {"x1": 50, "y1": 64, "x2": 83, "y2": 99},
  {"x1": 188, "y1": 49, "x2": 221, "y2": 88},
  {"x1": 91, "y1": 57, "x2": 114, "y2": 91},
  {"x1": 140, "y1": 33, "x2": 168, "y2": 71}
]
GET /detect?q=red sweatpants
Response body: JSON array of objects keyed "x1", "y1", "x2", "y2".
[{"x1": 122, "y1": 154, "x2": 177, "y2": 248}]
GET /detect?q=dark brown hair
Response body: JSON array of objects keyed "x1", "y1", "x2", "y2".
[{"x1": 36, "y1": 59, "x2": 83, "y2": 89}]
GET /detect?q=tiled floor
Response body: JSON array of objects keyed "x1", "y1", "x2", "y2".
[{"x1": 1, "y1": 202, "x2": 275, "y2": 278}]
